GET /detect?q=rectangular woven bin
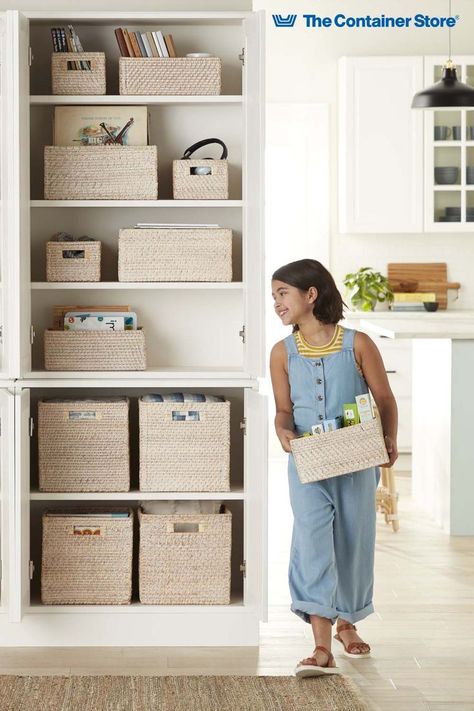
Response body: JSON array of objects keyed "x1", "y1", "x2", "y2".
[
  {"x1": 138, "y1": 507, "x2": 231, "y2": 604},
  {"x1": 118, "y1": 228, "x2": 232, "y2": 282},
  {"x1": 41, "y1": 509, "x2": 133, "y2": 605},
  {"x1": 44, "y1": 329, "x2": 146, "y2": 371},
  {"x1": 139, "y1": 399, "x2": 230, "y2": 491},
  {"x1": 44, "y1": 146, "x2": 158, "y2": 200},
  {"x1": 119, "y1": 57, "x2": 221, "y2": 95},
  {"x1": 173, "y1": 159, "x2": 228, "y2": 200},
  {"x1": 38, "y1": 399, "x2": 130, "y2": 492},
  {"x1": 46, "y1": 241, "x2": 101, "y2": 282},
  {"x1": 290, "y1": 417, "x2": 389, "y2": 483},
  {"x1": 52, "y1": 52, "x2": 106, "y2": 95}
]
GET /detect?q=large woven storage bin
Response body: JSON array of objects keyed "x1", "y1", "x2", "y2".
[
  {"x1": 139, "y1": 399, "x2": 230, "y2": 491},
  {"x1": 44, "y1": 329, "x2": 147, "y2": 371},
  {"x1": 118, "y1": 228, "x2": 232, "y2": 282},
  {"x1": 44, "y1": 146, "x2": 158, "y2": 200},
  {"x1": 38, "y1": 399, "x2": 130, "y2": 492},
  {"x1": 46, "y1": 241, "x2": 101, "y2": 282},
  {"x1": 290, "y1": 417, "x2": 389, "y2": 484},
  {"x1": 119, "y1": 57, "x2": 221, "y2": 96},
  {"x1": 52, "y1": 52, "x2": 106, "y2": 95},
  {"x1": 41, "y1": 509, "x2": 133, "y2": 604},
  {"x1": 139, "y1": 507, "x2": 231, "y2": 604},
  {"x1": 173, "y1": 159, "x2": 228, "y2": 200}
]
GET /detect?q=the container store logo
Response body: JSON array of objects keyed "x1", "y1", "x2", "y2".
[{"x1": 272, "y1": 13, "x2": 460, "y2": 29}]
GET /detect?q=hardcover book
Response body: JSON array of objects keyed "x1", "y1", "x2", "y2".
[{"x1": 53, "y1": 106, "x2": 149, "y2": 146}]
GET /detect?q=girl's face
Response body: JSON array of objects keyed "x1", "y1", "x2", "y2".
[{"x1": 271, "y1": 280, "x2": 317, "y2": 326}]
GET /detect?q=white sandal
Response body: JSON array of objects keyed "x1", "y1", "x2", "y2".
[{"x1": 294, "y1": 644, "x2": 341, "y2": 678}]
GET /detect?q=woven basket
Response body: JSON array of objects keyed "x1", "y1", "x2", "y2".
[
  {"x1": 44, "y1": 329, "x2": 147, "y2": 371},
  {"x1": 38, "y1": 399, "x2": 130, "y2": 492},
  {"x1": 290, "y1": 417, "x2": 389, "y2": 483},
  {"x1": 46, "y1": 241, "x2": 101, "y2": 282},
  {"x1": 52, "y1": 52, "x2": 106, "y2": 95},
  {"x1": 138, "y1": 507, "x2": 231, "y2": 604},
  {"x1": 173, "y1": 159, "x2": 228, "y2": 200},
  {"x1": 118, "y1": 228, "x2": 232, "y2": 282},
  {"x1": 119, "y1": 57, "x2": 221, "y2": 96},
  {"x1": 44, "y1": 146, "x2": 158, "y2": 200},
  {"x1": 139, "y1": 399, "x2": 230, "y2": 491},
  {"x1": 41, "y1": 509, "x2": 133, "y2": 604}
]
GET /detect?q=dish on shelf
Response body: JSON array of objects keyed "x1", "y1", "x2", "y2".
[{"x1": 434, "y1": 166, "x2": 459, "y2": 185}]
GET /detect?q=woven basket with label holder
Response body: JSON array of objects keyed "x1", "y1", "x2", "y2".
[{"x1": 173, "y1": 138, "x2": 228, "y2": 199}]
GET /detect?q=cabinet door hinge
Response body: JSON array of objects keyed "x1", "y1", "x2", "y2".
[
  {"x1": 239, "y1": 325, "x2": 246, "y2": 343},
  {"x1": 30, "y1": 325, "x2": 35, "y2": 345},
  {"x1": 29, "y1": 417, "x2": 34, "y2": 437},
  {"x1": 29, "y1": 560, "x2": 35, "y2": 580},
  {"x1": 28, "y1": 47, "x2": 34, "y2": 66},
  {"x1": 239, "y1": 47, "x2": 245, "y2": 66},
  {"x1": 239, "y1": 417, "x2": 247, "y2": 435},
  {"x1": 240, "y1": 560, "x2": 246, "y2": 577}
]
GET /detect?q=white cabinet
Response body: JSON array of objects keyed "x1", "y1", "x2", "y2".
[
  {"x1": 0, "y1": 9, "x2": 267, "y2": 646},
  {"x1": 338, "y1": 56, "x2": 424, "y2": 234}
]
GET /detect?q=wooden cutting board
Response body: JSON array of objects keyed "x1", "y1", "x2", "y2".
[{"x1": 387, "y1": 263, "x2": 460, "y2": 310}]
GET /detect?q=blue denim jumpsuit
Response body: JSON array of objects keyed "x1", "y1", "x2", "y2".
[{"x1": 285, "y1": 327, "x2": 381, "y2": 625}]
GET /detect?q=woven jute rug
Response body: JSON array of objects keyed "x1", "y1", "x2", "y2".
[{"x1": 0, "y1": 674, "x2": 368, "y2": 710}]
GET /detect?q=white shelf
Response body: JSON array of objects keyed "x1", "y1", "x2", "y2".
[
  {"x1": 31, "y1": 282, "x2": 243, "y2": 290},
  {"x1": 24, "y1": 10, "x2": 251, "y2": 22},
  {"x1": 27, "y1": 598, "x2": 247, "y2": 614},
  {"x1": 31, "y1": 200, "x2": 243, "y2": 208},
  {"x1": 22, "y1": 369, "x2": 256, "y2": 387},
  {"x1": 30, "y1": 489, "x2": 244, "y2": 500},
  {"x1": 31, "y1": 95, "x2": 243, "y2": 105},
  {"x1": 433, "y1": 185, "x2": 462, "y2": 191}
]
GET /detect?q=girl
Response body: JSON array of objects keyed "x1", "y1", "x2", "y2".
[{"x1": 269, "y1": 259, "x2": 398, "y2": 678}]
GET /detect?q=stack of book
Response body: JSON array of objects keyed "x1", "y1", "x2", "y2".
[
  {"x1": 50, "y1": 25, "x2": 91, "y2": 69},
  {"x1": 390, "y1": 292, "x2": 437, "y2": 312},
  {"x1": 115, "y1": 28, "x2": 177, "y2": 58}
]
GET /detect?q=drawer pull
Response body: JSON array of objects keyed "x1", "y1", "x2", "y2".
[{"x1": 385, "y1": 369, "x2": 397, "y2": 374}]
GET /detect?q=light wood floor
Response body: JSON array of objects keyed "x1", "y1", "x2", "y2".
[{"x1": 0, "y1": 460, "x2": 473, "y2": 711}]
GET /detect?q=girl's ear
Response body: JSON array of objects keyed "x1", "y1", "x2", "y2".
[{"x1": 307, "y1": 286, "x2": 318, "y2": 304}]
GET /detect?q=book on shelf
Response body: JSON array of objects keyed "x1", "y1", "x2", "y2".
[
  {"x1": 53, "y1": 106, "x2": 149, "y2": 146},
  {"x1": 51, "y1": 25, "x2": 91, "y2": 69},
  {"x1": 115, "y1": 27, "x2": 176, "y2": 58},
  {"x1": 393, "y1": 292, "x2": 436, "y2": 302}
]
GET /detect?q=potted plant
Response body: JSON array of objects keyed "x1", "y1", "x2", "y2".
[{"x1": 343, "y1": 267, "x2": 394, "y2": 312}]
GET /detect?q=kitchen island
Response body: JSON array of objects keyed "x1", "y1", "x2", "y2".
[{"x1": 358, "y1": 312, "x2": 474, "y2": 536}]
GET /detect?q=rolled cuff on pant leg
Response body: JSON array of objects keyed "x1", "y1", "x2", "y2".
[
  {"x1": 291, "y1": 600, "x2": 338, "y2": 625},
  {"x1": 335, "y1": 600, "x2": 375, "y2": 624}
]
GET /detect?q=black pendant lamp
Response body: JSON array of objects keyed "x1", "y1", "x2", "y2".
[{"x1": 412, "y1": 0, "x2": 474, "y2": 108}]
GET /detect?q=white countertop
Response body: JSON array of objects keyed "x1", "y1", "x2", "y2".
[
  {"x1": 344, "y1": 309, "x2": 474, "y2": 320},
  {"x1": 359, "y1": 317, "x2": 474, "y2": 339}
]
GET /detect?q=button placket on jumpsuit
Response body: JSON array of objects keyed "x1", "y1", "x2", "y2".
[{"x1": 285, "y1": 327, "x2": 381, "y2": 625}]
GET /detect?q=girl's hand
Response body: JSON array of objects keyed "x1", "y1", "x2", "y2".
[
  {"x1": 381, "y1": 435, "x2": 398, "y2": 467},
  {"x1": 277, "y1": 428, "x2": 298, "y2": 453}
]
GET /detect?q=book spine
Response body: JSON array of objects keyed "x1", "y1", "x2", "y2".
[
  {"x1": 59, "y1": 27, "x2": 68, "y2": 52},
  {"x1": 69, "y1": 25, "x2": 89, "y2": 70},
  {"x1": 146, "y1": 31, "x2": 159, "y2": 58},
  {"x1": 155, "y1": 30, "x2": 169, "y2": 57},
  {"x1": 122, "y1": 28, "x2": 135, "y2": 57},
  {"x1": 114, "y1": 28, "x2": 129, "y2": 57},
  {"x1": 151, "y1": 32, "x2": 163, "y2": 57},
  {"x1": 135, "y1": 32, "x2": 147, "y2": 59},
  {"x1": 51, "y1": 27, "x2": 60, "y2": 52},
  {"x1": 129, "y1": 32, "x2": 142, "y2": 58},
  {"x1": 164, "y1": 34, "x2": 177, "y2": 58},
  {"x1": 140, "y1": 32, "x2": 152, "y2": 58}
]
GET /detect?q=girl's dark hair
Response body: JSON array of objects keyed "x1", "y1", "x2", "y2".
[{"x1": 272, "y1": 259, "x2": 345, "y2": 330}]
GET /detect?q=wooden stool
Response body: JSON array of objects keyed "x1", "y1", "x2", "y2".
[{"x1": 376, "y1": 466, "x2": 399, "y2": 532}]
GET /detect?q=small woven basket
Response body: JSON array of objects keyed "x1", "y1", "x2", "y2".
[
  {"x1": 44, "y1": 146, "x2": 158, "y2": 200},
  {"x1": 118, "y1": 228, "x2": 232, "y2": 282},
  {"x1": 119, "y1": 57, "x2": 221, "y2": 96},
  {"x1": 290, "y1": 417, "x2": 389, "y2": 483},
  {"x1": 139, "y1": 398, "x2": 230, "y2": 492},
  {"x1": 38, "y1": 399, "x2": 130, "y2": 492},
  {"x1": 41, "y1": 509, "x2": 133, "y2": 604},
  {"x1": 44, "y1": 329, "x2": 147, "y2": 371},
  {"x1": 173, "y1": 159, "x2": 228, "y2": 200},
  {"x1": 138, "y1": 507, "x2": 232, "y2": 604},
  {"x1": 46, "y1": 241, "x2": 101, "y2": 282},
  {"x1": 52, "y1": 52, "x2": 106, "y2": 95}
]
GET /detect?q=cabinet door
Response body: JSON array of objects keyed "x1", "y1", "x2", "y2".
[
  {"x1": 0, "y1": 387, "x2": 14, "y2": 611},
  {"x1": 10, "y1": 388, "x2": 30, "y2": 622},
  {"x1": 244, "y1": 388, "x2": 267, "y2": 621},
  {"x1": 339, "y1": 56, "x2": 424, "y2": 233},
  {"x1": 243, "y1": 11, "x2": 265, "y2": 377}
]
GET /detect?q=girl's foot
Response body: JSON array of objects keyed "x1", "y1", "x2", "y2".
[
  {"x1": 294, "y1": 645, "x2": 340, "y2": 678},
  {"x1": 334, "y1": 621, "x2": 371, "y2": 658}
]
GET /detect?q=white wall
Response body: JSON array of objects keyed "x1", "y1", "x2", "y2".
[{"x1": 255, "y1": 0, "x2": 474, "y2": 308}]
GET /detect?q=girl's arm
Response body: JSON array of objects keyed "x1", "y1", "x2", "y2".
[
  {"x1": 354, "y1": 331, "x2": 399, "y2": 467},
  {"x1": 269, "y1": 340, "x2": 298, "y2": 453}
]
